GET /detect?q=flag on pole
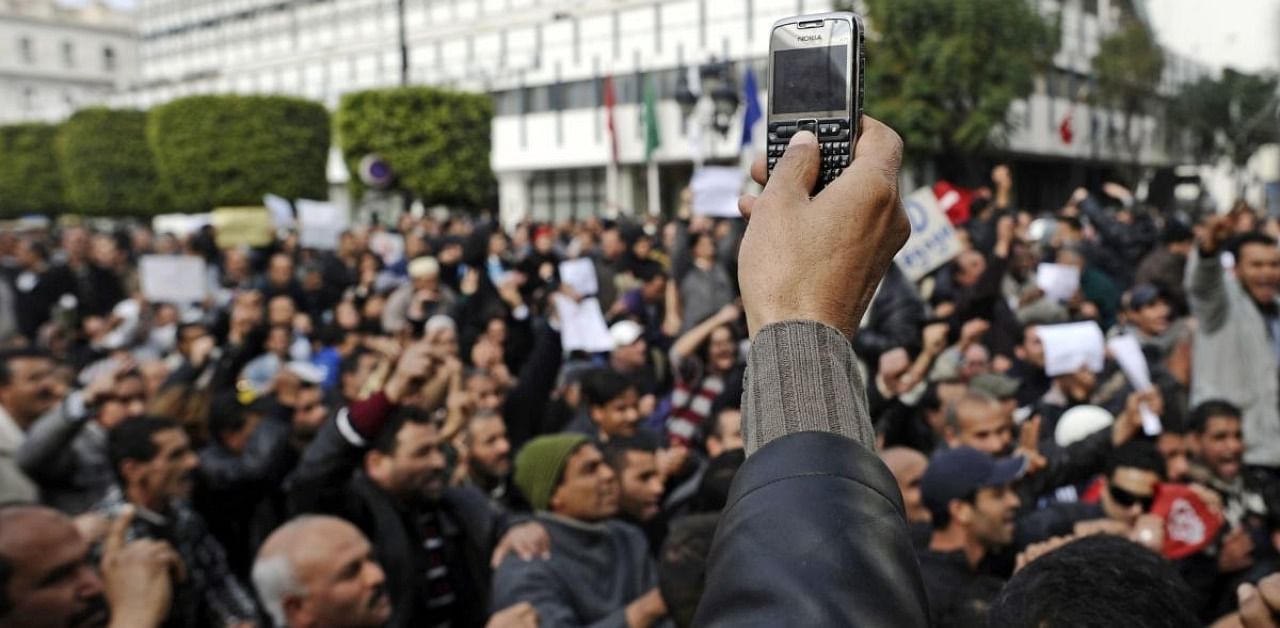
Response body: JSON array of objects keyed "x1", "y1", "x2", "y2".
[
  {"x1": 1059, "y1": 109, "x2": 1075, "y2": 145},
  {"x1": 741, "y1": 66, "x2": 763, "y2": 148},
  {"x1": 603, "y1": 75, "x2": 618, "y2": 164},
  {"x1": 643, "y1": 77, "x2": 661, "y2": 161}
]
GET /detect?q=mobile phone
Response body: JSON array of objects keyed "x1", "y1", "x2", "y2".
[{"x1": 766, "y1": 12, "x2": 864, "y2": 195}]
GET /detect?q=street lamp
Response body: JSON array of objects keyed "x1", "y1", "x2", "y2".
[{"x1": 675, "y1": 60, "x2": 740, "y2": 137}]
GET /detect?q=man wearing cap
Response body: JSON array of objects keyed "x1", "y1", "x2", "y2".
[
  {"x1": 609, "y1": 320, "x2": 663, "y2": 415},
  {"x1": 1112, "y1": 283, "x2": 1178, "y2": 363},
  {"x1": 917, "y1": 446, "x2": 1023, "y2": 628},
  {"x1": 493, "y1": 434, "x2": 670, "y2": 627},
  {"x1": 382, "y1": 256, "x2": 457, "y2": 336}
]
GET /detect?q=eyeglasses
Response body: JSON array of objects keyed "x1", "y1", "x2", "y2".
[{"x1": 1108, "y1": 484, "x2": 1155, "y2": 511}]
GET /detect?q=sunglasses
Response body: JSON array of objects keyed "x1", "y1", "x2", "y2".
[{"x1": 1109, "y1": 484, "x2": 1155, "y2": 511}]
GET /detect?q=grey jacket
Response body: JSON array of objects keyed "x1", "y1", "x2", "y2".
[
  {"x1": 1187, "y1": 248, "x2": 1280, "y2": 466},
  {"x1": 0, "y1": 404, "x2": 37, "y2": 505},
  {"x1": 491, "y1": 514, "x2": 667, "y2": 628},
  {"x1": 16, "y1": 393, "x2": 107, "y2": 515}
]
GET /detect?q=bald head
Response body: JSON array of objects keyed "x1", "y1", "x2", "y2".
[
  {"x1": 0, "y1": 505, "x2": 107, "y2": 628},
  {"x1": 880, "y1": 448, "x2": 930, "y2": 524},
  {"x1": 254, "y1": 516, "x2": 389, "y2": 628},
  {"x1": 946, "y1": 391, "x2": 1013, "y2": 455}
]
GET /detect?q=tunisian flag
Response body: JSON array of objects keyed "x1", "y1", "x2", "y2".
[
  {"x1": 1059, "y1": 109, "x2": 1075, "y2": 144},
  {"x1": 1151, "y1": 483, "x2": 1224, "y2": 560},
  {"x1": 604, "y1": 75, "x2": 618, "y2": 164}
]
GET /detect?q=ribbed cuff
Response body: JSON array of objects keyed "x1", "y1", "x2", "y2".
[{"x1": 742, "y1": 320, "x2": 875, "y2": 456}]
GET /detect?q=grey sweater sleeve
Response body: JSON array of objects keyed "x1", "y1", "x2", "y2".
[{"x1": 742, "y1": 320, "x2": 876, "y2": 455}]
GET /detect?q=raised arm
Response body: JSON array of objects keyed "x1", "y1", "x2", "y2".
[
  {"x1": 694, "y1": 118, "x2": 928, "y2": 627},
  {"x1": 1187, "y1": 213, "x2": 1235, "y2": 334}
]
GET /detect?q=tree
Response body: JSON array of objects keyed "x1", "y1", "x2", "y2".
[
  {"x1": 148, "y1": 95, "x2": 330, "y2": 213},
  {"x1": 1092, "y1": 18, "x2": 1165, "y2": 181},
  {"x1": 335, "y1": 86, "x2": 495, "y2": 209},
  {"x1": 56, "y1": 108, "x2": 159, "y2": 216},
  {"x1": 0, "y1": 123, "x2": 64, "y2": 217},
  {"x1": 859, "y1": 0, "x2": 1057, "y2": 168},
  {"x1": 1175, "y1": 69, "x2": 1278, "y2": 178}
]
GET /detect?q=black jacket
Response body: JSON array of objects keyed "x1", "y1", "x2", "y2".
[
  {"x1": 288, "y1": 417, "x2": 506, "y2": 628},
  {"x1": 854, "y1": 264, "x2": 927, "y2": 366},
  {"x1": 693, "y1": 432, "x2": 930, "y2": 626}
]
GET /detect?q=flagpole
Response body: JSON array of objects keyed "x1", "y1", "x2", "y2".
[
  {"x1": 647, "y1": 160, "x2": 660, "y2": 217},
  {"x1": 606, "y1": 162, "x2": 619, "y2": 216}
]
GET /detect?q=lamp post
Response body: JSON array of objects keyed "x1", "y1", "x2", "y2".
[{"x1": 675, "y1": 59, "x2": 740, "y2": 164}]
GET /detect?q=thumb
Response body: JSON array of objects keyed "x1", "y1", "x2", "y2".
[
  {"x1": 765, "y1": 131, "x2": 821, "y2": 201},
  {"x1": 103, "y1": 505, "x2": 134, "y2": 557}
]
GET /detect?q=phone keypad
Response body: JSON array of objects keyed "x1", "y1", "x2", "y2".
[{"x1": 766, "y1": 118, "x2": 853, "y2": 194}]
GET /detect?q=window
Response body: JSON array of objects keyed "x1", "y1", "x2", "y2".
[
  {"x1": 19, "y1": 37, "x2": 33, "y2": 63},
  {"x1": 62, "y1": 41, "x2": 74, "y2": 68},
  {"x1": 1083, "y1": 0, "x2": 1098, "y2": 15},
  {"x1": 494, "y1": 90, "x2": 521, "y2": 115},
  {"x1": 564, "y1": 80, "x2": 595, "y2": 109},
  {"x1": 22, "y1": 87, "x2": 35, "y2": 112},
  {"x1": 103, "y1": 46, "x2": 116, "y2": 72}
]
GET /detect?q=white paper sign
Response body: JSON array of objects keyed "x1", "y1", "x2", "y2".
[
  {"x1": 558, "y1": 258, "x2": 599, "y2": 296},
  {"x1": 1036, "y1": 263, "x2": 1081, "y2": 303},
  {"x1": 139, "y1": 255, "x2": 208, "y2": 303},
  {"x1": 296, "y1": 199, "x2": 347, "y2": 250},
  {"x1": 1038, "y1": 321, "x2": 1105, "y2": 377},
  {"x1": 152, "y1": 213, "x2": 211, "y2": 237},
  {"x1": 689, "y1": 167, "x2": 746, "y2": 218},
  {"x1": 264, "y1": 194, "x2": 295, "y2": 229},
  {"x1": 895, "y1": 187, "x2": 964, "y2": 281},
  {"x1": 552, "y1": 294, "x2": 615, "y2": 353},
  {"x1": 1107, "y1": 335, "x2": 1163, "y2": 435}
]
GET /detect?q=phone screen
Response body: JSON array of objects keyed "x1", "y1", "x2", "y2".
[{"x1": 771, "y1": 45, "x2": 848, "y2": 115}]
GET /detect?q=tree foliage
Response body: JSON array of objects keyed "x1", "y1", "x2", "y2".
[
  {"x1": 1092, "y1": 19, "x2": 1165, "y2": 172},
  {"x1": 148, "y1": 95, "x2": 330, "y2": 213},
  {"x1": 56, "y1": 108, "x2": 159, "y2": 216},
  {"x1": 861, "y1": 0, "x2": 1057, "y2": 156},
  {"x1": 335, "y1": 86, "x2": 495, "y2": 209},
  {"x1": 0, "y1": 123, "x2": 64, "y2": 217},
  {"x1": 1175, "y1": 69, "x2": 1279, "y2": 168}
]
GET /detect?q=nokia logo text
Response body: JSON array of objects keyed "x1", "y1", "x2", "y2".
[{"x1": 797, "y1": 34, "x2": 822, "y2": 42}]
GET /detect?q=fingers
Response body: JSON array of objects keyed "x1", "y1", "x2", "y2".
[
  {"x1": 824, "y1": 116, "x2": 904, "y2": 201},
  {"x1": 1238, "y1": 582, "x2": 1280, "y2": 628},
  {"x1": 738, "y1": 195, "x2": 756, "y2": 221},
  {"x1": 763, "y1": 131, "x2": 820, "y2": 202},
  {"x1": 1020, "y1": 416, "x2": 1042, "y2": 452},
  {"x1": 750, "y1": 156, "x2": 767, "y2": 187},
  {"x1": 490, "y1": 542, "x2": 509, "y2": 569},
  {"x1": 104, "y1": 505, "x2": 135, "y2": 557}
]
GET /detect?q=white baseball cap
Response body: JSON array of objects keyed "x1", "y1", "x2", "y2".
[
  {"x1": 610, "y1": 320, "x2": 644, "y2": 349},
  {"x1": 1054, "y1": 405, "x2": 1114, "y2": 447}
]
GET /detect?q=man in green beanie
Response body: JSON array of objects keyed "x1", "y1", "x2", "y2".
[{"x1": 491, "y1": 433, "x2": 670, "y2": 627}]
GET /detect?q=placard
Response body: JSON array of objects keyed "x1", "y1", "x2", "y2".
[
  {"x1": 212, "y1": 207, "x2": 273, "y2": 248},
  {"x1": 139, "y1": 255, "x2": 208, "y2": 303},
  {"x1": 895, "y1": 187, "x2": 964, "y2": 281}
]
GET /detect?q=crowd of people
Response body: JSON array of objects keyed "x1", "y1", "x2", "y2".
[{"x1": 1, "y1": 120, "x2": 1280, "y2": 627}]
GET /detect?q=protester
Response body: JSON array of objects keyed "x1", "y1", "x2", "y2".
[
  {"x1": 493, "y1": 433, "x2": 670, "y2": 627},
  {"x1": 5, "y1": 104, "x2": 1280, "y2": 628},
  {"x1": 98, "y1": 416, "x2": 259, "y2": 627}
]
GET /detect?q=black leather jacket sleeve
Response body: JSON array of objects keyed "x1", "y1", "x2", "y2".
[{"x1": 693, "y1": 431, "x2": 931, "y2": 627}]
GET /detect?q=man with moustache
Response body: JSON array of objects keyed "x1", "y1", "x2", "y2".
[
  {"x1": 492, "y1": 434, "x2": 670, "y2": 627},
  {"x1": 0, "y1": 504, "x2": 184, "y2": 628},
  {"x1": 916, "y1": 446, "x2": 1023, "y2": 628},
  {"x1": 288, "y1": 344, "x2": 547, "y2": 627},
  {"x1": 95, "y1": 417, "x2": 259, "y2": 628},
  {"x1": 453, "y1": 410, "x2": 529, "y2": 514},
  {"x1": 252, "y1": 516, "x2": 539, "y2": 628},
  {"x1": 0, "y1": 348, "x2": 61, "y2": 504},
  {"x1": 603, "y1": 433, "x2": 669, "y2": 552}
]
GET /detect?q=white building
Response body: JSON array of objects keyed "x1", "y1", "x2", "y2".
[
  {"x1": 125, "y1": 0, "x2": 1209, "y2": 220},
  {"x1": 0, "y1": 0, "x2": 137, "y2": 124}
]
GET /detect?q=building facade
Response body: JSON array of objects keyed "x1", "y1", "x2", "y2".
[
  {"x1": 125, "y1": 0, "x2": 1209, "y2": 221},
  {"x1": 0, "y1": 0, "x2": 137, "y2": 124}
]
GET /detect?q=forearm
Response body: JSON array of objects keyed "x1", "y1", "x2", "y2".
[
  {"x1": 672, "y1": 310, "x2": 726, "y2": 360},
  {"x1": 17, "y1": 395, "x2": 87, "y2": 478},
  {"x1": 742, "y1": 321, "x2": 875, "y2": 456}
]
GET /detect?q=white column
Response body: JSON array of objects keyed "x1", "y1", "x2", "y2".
[
  {"x1": 647, "y1": 161, "x2": 661, "y2": 216},
  {"x1": 497, "y1": 171, "x2": 530, "y2": 231}
]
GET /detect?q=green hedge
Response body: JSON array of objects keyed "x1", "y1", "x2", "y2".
[
  {"x1": 56, "y1": 108, "x2": 158, "y2": 216},
  {"x1": 336, "y1": 86, "x2": 494, "y2": 209},
  {"x1": 148, "y1": 95, "x2": 330, "y2": 214},
  {"x1": 0, "y1": 123, "x2": 64, "y2": 217}
]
